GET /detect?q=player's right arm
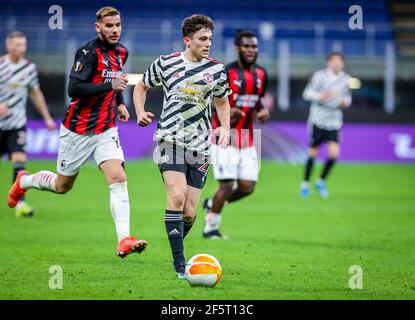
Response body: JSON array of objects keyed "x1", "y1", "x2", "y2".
[
  {"x1": 303, "y1": 71, "x2": 331, "y2": 103},
  {"x1": 67, "y1": 47, "x2": 127, "y2": 98},
  {"x1": 0, "y1": 58, "x2": 9, "y2": 117},
  {"x1": 133, "y1": 80, "x2": 154, "y2": 127},
  {"x1": 133, "y1": 56, "x2": 162, "y2": 127}
]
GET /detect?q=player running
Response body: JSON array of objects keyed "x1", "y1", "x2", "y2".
[
  {"x1": 7, "y1": 7, "x2": 147, "y2": 257},
  {"x1": 202, "y1": 30, "x2": 269, "y2": 239},
  {"x1": 300, "y1": 52, "x2": 351, "y2": 198},
  {"x1": 133, "y1": 14, "x2": 231, "y2": 279},
  {"x1": 0, "y1": 31, "x2": 56, "y2": 217}
]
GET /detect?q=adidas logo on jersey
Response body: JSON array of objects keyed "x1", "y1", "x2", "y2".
[{"x1": 169, "y1": 228, "x2": 180, "y2": 236}]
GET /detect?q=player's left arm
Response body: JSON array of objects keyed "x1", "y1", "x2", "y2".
[
  {"x1": 340, "y1": 82, "x2": 352, "y2": 109},
  {"x1": 116, "y1": 50, "x2": 130, "y2": 122},
  {"x1": 0, "y1": 88, "x2": 8, "y2": 117},
  {"x1": 116, "y1": 92, "x2": 129, "y2": 122},
  {"x1": 213, "y1": 96, "x2": 231, "y2": 148},
  {"x1": 213, "y1": 66, "x2": 232, "y2": 148},
  {"x1": 28, "y1": 68, "x2": 56, "y2": 131},
  {"x1": 255, "y1": 68, "x2": 270, "y2": 123},
  {"x1": 0, "y1": 68, "x2": 9, "y2": 117}
]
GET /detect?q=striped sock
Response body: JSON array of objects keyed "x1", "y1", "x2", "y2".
[
  {"x1": 165, "y1": 210, "x2": 185, "y2": 269},
  {"x1": 203, "y1": 212, "x2": 222, "y2": 233},
  {"x1": 20, "y1": 171, "x2": 57, "y2": 193}
]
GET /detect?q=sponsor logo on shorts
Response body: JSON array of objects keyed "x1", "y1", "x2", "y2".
[
  {"x1": 158, "y1": 154, "x2": 170, "y2": 164},
  {"x1": 198, "y1": 157, "x2": 209, "y2": 174}
]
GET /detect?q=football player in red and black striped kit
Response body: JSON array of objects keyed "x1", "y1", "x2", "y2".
[
  {"x1": 7, "y1": 7, "x2": 147, "y2": 257},
  {"x1": 203, "y1": 30, "x2": 270, "y2": 239}
]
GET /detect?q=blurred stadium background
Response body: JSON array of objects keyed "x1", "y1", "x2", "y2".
[{"x1": 1, "y1": 0, "x2": 415, "y2": 164}]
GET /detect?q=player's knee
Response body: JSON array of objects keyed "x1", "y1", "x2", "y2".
[
  {"x1": 11, "y1": 153, "x2": 26, "y2": 164},
  {"x1": 108, "y1": 172, "x2": 126, "y2": 184},
  {"x1": 219, "y1": 182, "x2": 234, "y2": 196},
  {"x1": 243, "y1": 183, "x2": 256, "y2": 195},
  {"x1": 309, "y1": 148, "x2": 319, "y2": 157},
  {"x1": 168, "y1": 190, "x2": 186, "y2": 209}
]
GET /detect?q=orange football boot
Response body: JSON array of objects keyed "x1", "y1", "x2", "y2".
[
  {"x1": 8, "y1": 170, "x2": 28, "y2": 208},
  {"x1": 116, "y1": 236, "x2": 147, "y2": 258}
]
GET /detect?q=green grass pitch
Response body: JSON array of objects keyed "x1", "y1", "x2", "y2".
[{"x1": 0, "y1": 160, "x2": 414, "y2": 299}]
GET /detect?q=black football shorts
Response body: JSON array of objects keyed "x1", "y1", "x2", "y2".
[
  {"x1": 156, "y1": 140, "x2": 210, "y2": 190},
  {"x1": 309, "y1": 124, "x2": 340, "y2": 148},
  {"x1": 0, "y1": 127, "x2": 26, "y2": 157}
]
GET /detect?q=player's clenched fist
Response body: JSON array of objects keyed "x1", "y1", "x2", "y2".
[
  {"x1": 112, "y1": 74, "x2": 128, "y2": 92},
  {"x1": 117, "y1": 104, "x2": 130, "y2": 122},
  {"x1": 137, "y1": 111, "x2": 155, "y2": 127}
]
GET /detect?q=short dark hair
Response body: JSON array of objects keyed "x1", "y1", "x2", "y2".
[
  {"x1": 326, "y1": 51, "x2": 345, "y2": 62},
  {"x1": 6, "y1": 31, "x2": 26, "y2": 41},
  {"x1": 234, "y1": 30, "x2": 257, "y2": 47},
  {"x1": 96, "y1": 6, "x2": 120, "y2": 22},
  {"x1": 182, "y1": 14, "x2": 214, "y2": 38}
]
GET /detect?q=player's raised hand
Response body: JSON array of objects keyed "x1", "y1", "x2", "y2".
[
  {"x1": 117, "y1": 104, "x2": 130, "y2": 122},
  {"x1": 112, "y1": 74, "x2": 128, "y2": 92},
  {"x1": 0, "y1": 103, "x2": 9, "y2": 117},
  {"x1": 216, "y1": 126, "x2": 230, "y2": 149},
  {"x1": 137, "y1": 111, "x2": 155, "y2": 127}
]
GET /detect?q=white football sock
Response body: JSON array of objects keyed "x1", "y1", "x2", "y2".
[
  {"x1": 109, "y1": 182, "x2": 130, "y2": 242},
  {"x1": 20, "y1": 171, "x2": 57, "y2": 193},
  {"x1": 204, "y1": 212, "x2": 222, "y2": 233}
]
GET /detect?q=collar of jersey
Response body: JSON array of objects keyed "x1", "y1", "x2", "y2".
[
  {"x1": 181, "y1": 52, "x2": 205, "y2": 66},
  {"x1": 96, "y1": 37, "x2": 117, "y2": 51}
]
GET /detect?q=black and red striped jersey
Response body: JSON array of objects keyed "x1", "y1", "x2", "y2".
[
  {"x1": 212, "y1": 61, "x2": 268, "y2": 148},
  {"x1": 62, "y1": 37, "x2": 128, "y2": 135}
]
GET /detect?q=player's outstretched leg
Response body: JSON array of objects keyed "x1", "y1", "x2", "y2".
[
  {"x1": 162, "y1": 171, "x2": 187, "y2": 279},
  {"x1": 203, "y1": 180, "x2": 233, "y2": 239},
  {"x1": 100, "y1": 160, "x2": 147, "y2": 258},
  {"x1": 8, "y1": 170, "x2": 59, "y2": 208},
  {"x1": 183, "y1": 184, "x2": 202, "y2": 239},
  {"x1": 301, "y1": 147, "x2": 319, "y2": 198},
  {"x1": 301, "y1": 157, "x2": 314, "y2": 198},
  {"x1": 315, "y1": 142, "x2": 339, "y2": 199},
  {"x1": 227, "y1": 180, "x2": 256, "y2": 203},
  {"x1": 10, "y1": 151, "x2": 35, "y2": 217},
  {"x1": 110, "y1": 182, "x2": 147, "y2": 258}
]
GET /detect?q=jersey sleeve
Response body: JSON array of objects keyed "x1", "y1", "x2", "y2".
[
  {"x1": 121, "y1": 46, "x2": 129, "y2": 70},
  {"x1": 28, "y1": 63, "x2": 40, "y2": 90},
  {"x1": 0, "y1": 60, "x2": 7, "y2": 101},
  {"x1": 143, "y1": 56, "x2": 162, "y2": 88},
  {"x1": 260, "y1": 68, "x2": 268, "y2": 98},
  {"x1": 69, "y1": 47, "x2": 97, "y2": 82},
  {"x1": 303, "y1": 71, "x2": 323, "y2": 102},
  {"x1": 213, "y1": 66, "x2": 232, "y2": 98}
]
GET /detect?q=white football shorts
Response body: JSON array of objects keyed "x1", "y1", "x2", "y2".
[
  {"x1": 211, "y1": 144, "x2": 259, "y2": 182},
  {"x1": 56, "y1": 124, "x2": 125, "y2": 176}
]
